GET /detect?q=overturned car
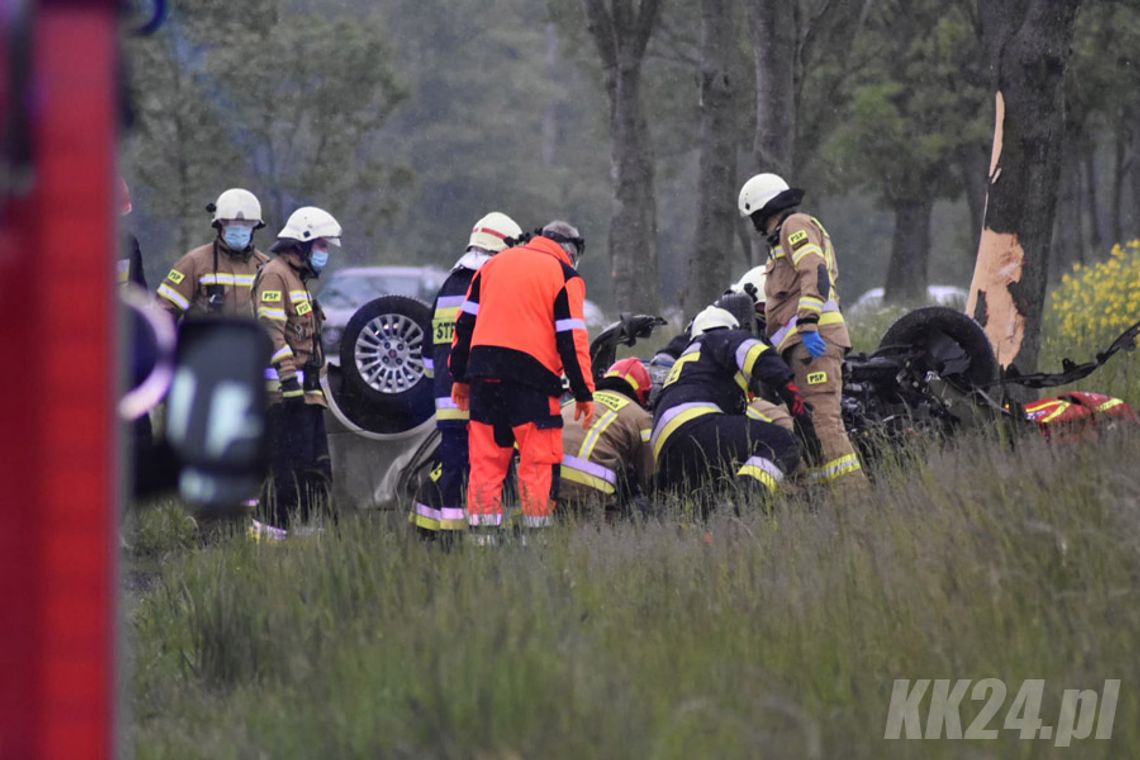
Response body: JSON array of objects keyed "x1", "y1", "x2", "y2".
[{"x1": 323, "y1": 293, "x2": 1139, "y2": 509}]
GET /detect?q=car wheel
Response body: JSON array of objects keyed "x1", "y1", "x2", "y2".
[
  {"x1": 339, "y1": 295, "x2": 434, "y2": 431},
  {"x1": 876, "y1": 306, "x2": 999, "y2": 390}
]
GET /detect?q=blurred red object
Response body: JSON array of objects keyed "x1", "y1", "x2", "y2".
[{"x1": 1024, "y1": 391, "x2": 1138, "y2": 443}]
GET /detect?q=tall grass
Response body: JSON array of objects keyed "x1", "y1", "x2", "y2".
[{"x1": 125, "y1": 426, "x2": 1140, "y2": 758}]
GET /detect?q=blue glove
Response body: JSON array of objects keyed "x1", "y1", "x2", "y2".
[{"x1": 802, "y1": 330, "x2": 826, "y2": 359}]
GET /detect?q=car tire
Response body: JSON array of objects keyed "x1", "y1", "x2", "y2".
[
  {"x1": 338, "y1": 295, "x2": 434, "y2": 432},
  {"x1": 876, "y1": 306, "x2": 999, "y2": 390}
]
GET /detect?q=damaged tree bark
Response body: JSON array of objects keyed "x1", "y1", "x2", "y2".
[{"x1": 966, "y1": 0, "x2": 1082, "y2": 373}]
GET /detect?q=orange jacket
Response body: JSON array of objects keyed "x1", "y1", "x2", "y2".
[{"x1": 450, "y1": 236, "x2": 595, "y2": 401}]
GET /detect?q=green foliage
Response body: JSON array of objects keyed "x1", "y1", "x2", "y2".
[
  {"x1": 124, "y1": 0, "x2": 407, "y2": 269},
  {"x1": 826, "y1": 1, "x2": 989, "y2": 205},
  {"x1": 127, "y1": 431, "x2": 1140, "y2": 757}
]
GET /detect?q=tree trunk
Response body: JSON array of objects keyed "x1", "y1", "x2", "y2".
[
  {"x1": 582, "y1": 0, "x2": 663, "y2": 314},
  {"x1": 685, "y1": 0, "x2": 736, "y2": 316},
  {"x1": 883, "y1": 196, "x2": 934, "y2": 304},
  {"x1": 1082, "y1": 147, "x2": 1103, "y2": 254},
  {"x1": 542, "y1": 23, "x2": 560, "y2": 168},
  {"x1": 966, "y1": 0, "x2": 1082, "y2": 375},
  {"x1": 1110, "y1": 123, "x2": 1128, "y2": 246},
  {"x1": 744, "y1": 0, "x2": 795, "y2": 177},
  {"x1": 1131, "y1": 103, "x2": 1140, "y2": 236},
  {"x1": 743, "y1": 0, "x2": 796, "y2": 265},
  {"x1": 957, "y1": 142, "x2": 989, "y2": 244},
  {"x1": 1050, "y1": 140, "x2": 1083, "y2": 275},
  {"x1": 608, "y1": 62, "x2": 658, "y2": 312}
]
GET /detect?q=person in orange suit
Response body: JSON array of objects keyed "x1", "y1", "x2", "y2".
[{"x1": 449, "y1": 220, "x2": 595, "y2": 542}]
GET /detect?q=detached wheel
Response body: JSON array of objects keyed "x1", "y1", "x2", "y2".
[
  {"x1": 340, "y1": 295, "x2": 434, "y2": 431},
  {"x1": 877, "y1": 306, "x2": 999, "y2": 390}
]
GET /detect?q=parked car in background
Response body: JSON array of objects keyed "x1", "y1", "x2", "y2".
[
  {"x1": 848, "y1": 284, "x2": 968, "y2": 316},
  {"x1": 319, "y1": 266, "x2": 448, "y2": 364}
]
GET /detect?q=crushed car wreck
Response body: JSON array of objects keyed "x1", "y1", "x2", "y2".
[{"x1": 322, "y1": 296, "x2": 1140, "y2": 509}]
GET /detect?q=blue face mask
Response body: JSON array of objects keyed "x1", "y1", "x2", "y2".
[
  {"x1": 310, "y1": 249, "x2": 330, "y2": 273},
  {"x1": 222, "y1": 225, "x2": 253, "y2": 250}
]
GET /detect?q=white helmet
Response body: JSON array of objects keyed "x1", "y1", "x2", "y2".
[
  {"x1": 690, "y1": 305, "x2": 739, "y2": 338},
  {"x1": 277, "y1": 206, "x2": 342, "y2": 247},
  {"x1": 738, "y1": 173, "x2": 791, "y2": 218},
  {"x1": 730, "y1": 266, "x2": 767, "y2": 306},
  {"x1": 469, "y1": 211, "x2": 522, "y2": 253},
  {"x1": 212, "y1": 188, "x2": 264, "y2": 227}
]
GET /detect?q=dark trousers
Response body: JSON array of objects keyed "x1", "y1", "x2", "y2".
[
  {"x1": 410, "y1": 424, "x2": 470, "y2": 532},
  {"x1": 260, "y1": 401, "x2": 331, "y2": 528},
  {"x1": 655, "y1": 414, "x2": 800, "y2": 495}
]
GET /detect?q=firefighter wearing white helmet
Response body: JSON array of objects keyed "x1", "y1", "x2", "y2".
[
  {"x1": 651, "y1": 302, "x2": 811, "y2": 498},
  {"x1": 739, "y1": 172, "x2": 864, "y2": 485},
  {"x1": 251, "y1": 205, "x2": 342, "y2": 534},
  {"x1": 468, "y1": 211, "x2": 523, "y2": 254},
  {"x1": 689, "y1": 305, "x2": 738, "y2": 337},
  {"x1": 727, "y1": 265, "x2": 768, "y2": 333},
  {"x1": 156, "y1": 187, "x2": 269, "y2": 321},
  {"x1": 410, "y1": 210, "x2": 523, "y2": 536}
]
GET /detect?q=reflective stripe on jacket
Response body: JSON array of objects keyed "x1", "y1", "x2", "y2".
[
  {"x1": 156, "y1": 241, "x2": 267, "y2": 319},
  {"x1": 450, "y1": 236, "x2": 595, "y2": 401},
  {"x1": 430, "y1": 264, "x2": 478, "y2": 426},
  {"x1": 651, "y1": 328, "x2": 795, "y2": 458},
  {"x1": 254, "y1": 256, "x2": 325, "y2": 407},
  {"x1": 764, "y1": 213, "x2": 851, "y2": 351},
  {"x1": 560, "y1": 389, "x2": 653, "y2": 498}
]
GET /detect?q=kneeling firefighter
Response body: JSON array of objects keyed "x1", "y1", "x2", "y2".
[
  {"x1": 730, "y1": 266, "x2": 795, "y2": 434},
  {"x1": 449, "y1": 220, "x2": 595, "y2": 540},
  {"x1": 409, "y1": 211, "x2": 524, "y2": 535},
  {"x1": 738, "y1": 172, "x2": 864, "y2": 485},
  {"x1": 559, "y1": 357, "x2": 655, "y2": 516},
  {"x1": 652, "y1": 305, "x2": 812, "y2": 497},
  {"x1": 253, "y1": 206, "x2": 342, "y2": 531}
]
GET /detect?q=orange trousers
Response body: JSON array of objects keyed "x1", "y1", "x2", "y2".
[{"x1": 466, "y1": 379, "x2": 563, "y2": 528}]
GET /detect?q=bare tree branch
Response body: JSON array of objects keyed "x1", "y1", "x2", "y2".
[{"x1": 581, "y1": 0, "x2": 618, "y2": 68}]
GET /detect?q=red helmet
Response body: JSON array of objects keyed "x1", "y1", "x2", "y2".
[{"x1": 604, "y1": 357, "x2": 651, "y2": 406}]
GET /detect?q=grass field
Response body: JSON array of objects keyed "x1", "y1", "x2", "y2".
[{"x1": 123, "y1": 314, "x2": 1140, "y2": 758}]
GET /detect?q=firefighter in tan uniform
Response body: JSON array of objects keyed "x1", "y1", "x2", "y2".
[
  {"x1": 252, "y1": 206, "x2": 342, "y2": 535},
  {"x1": 738, "y1": 173, "x2": 864, "y2": 485},
  {"x1": 156, "y1": 188, "x2": 268, "y2": 320},
  {"x1": 559, "y1": 358, "x2": 655, "y2": 516}
]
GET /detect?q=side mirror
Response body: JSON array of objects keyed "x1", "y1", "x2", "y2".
[{"x1": 164, "y1": 318, "x2": 271, "y2": 511}]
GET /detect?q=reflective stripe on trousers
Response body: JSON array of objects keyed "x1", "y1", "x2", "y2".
[
  {"x1": 651, "y1": 402, "x2": 723, "y2": 460},
  {"x1": 736, "y1": 455, "x2": 784, "y2": 493},
  {"x1": 409, "y1": 502, "x2": 467, "y2": 531},
  {"x1": 560, "y1": 454, "x2": 618, "y2": 495}
]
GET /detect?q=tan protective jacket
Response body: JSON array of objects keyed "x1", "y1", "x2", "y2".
[
  {"x1": 559, "y1": 389, "x2": 653, "y2": 504},
  {"x1": 156, "y1": 241, "x2": 268, "y2": 320},
  {"x1": 253, "y1": 256, "x2": 326, "y2": 407},
  {"x1": 764, "y1": 213, "x2": 851, "y2": 354}
]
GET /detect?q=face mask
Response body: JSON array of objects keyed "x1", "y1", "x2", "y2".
[
  {"x1": 310, "y1": 249, "x2": 330, "y2": 273},
  {"x1": 222, "y1": 225, "x2": 253, "y2": 250}
]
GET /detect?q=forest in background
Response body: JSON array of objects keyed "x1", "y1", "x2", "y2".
[{"x1": 121, "y1": 0, "x2": 1140, "y2": 315}]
